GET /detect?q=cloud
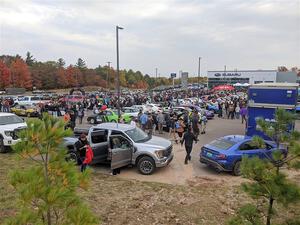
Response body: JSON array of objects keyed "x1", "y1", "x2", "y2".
[{"x1": 0, "y1": 0, "x2": 299, "y2": 76}]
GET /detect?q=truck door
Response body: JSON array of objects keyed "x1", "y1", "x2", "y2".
[
  {"x1": 90, "y1": 129, "x2": 108, "y2": 163},
  {"x1": 110, "y1": 135, "x2": 132, "y2": 170}
]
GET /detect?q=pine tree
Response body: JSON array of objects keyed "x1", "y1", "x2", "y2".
[
  {"x1": 57, "y1": 58, "x2": 66, "y2": 68},
  {"x1": 25, "y1": 51, "x2": 35, "y2": 66},
  {"x1": 228, "y1": 108, "x2": 300, "y2": 225},
  {"x1": 4, "y1": 114, "x2": 98, "y2": 225}
]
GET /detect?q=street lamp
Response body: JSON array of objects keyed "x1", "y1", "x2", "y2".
[
  {"x1": 106, "y1": 61, "x2": 111, "y2": 95},
  {"x1": 116, "y1": 25, "x2": 123, "y2": 121},
  {"x1": 198, "y1": 57, "x2": 201, "y2": 97},
  {"x1": 198, "y1": 57, "x2": 201, "y2": 89}
]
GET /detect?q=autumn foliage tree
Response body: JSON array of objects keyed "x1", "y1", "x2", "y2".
[
  {"x1": 0, "y1": 60, "x2": 11, "y2": 89},
  {"x1": 10, "y1": 58, "x2": 32, "y2": 89}
]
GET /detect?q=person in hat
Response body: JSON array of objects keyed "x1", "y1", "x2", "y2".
[{"x1": 75, "y1": 133, "x2": 88, "y2": 166}]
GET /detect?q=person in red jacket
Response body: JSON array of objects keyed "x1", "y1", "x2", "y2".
[{"x1": 81, "y1": 144, "x2": 94, "y2": 172}]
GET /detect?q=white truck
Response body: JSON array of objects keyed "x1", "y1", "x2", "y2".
[{"x1": 0, "y1": 113, "x2": 27, "y2": 153}]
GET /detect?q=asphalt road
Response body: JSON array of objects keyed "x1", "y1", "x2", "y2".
[
  {"x1": 77, "y1": 112, "x2": 300, "y2": 185},
  {"x1": 23, "y1": 111, "x2": 300, "y2": 185}
]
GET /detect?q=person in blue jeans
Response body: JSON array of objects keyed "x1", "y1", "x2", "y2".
[{"x1": 140, "y1": 112, "x2": 148, "y2": 131}]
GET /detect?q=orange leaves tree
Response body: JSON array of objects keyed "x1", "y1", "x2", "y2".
[
  {"x1": 0, "y1": 60, "x2": 11, "y2": 89},
  {"x1": 4, "y1": 114, "x2": 98, "y2": 225},
  {"x1": 10, "y1": 58, "x2": 32, "y2": 89}
]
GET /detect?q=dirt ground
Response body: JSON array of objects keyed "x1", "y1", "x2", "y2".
[
  {"x1": 1, "y1": 116, "x2": 300, "y2": 224},
  {"x1": 84, "y1": 116, "x2": 300, "y2": 185}
]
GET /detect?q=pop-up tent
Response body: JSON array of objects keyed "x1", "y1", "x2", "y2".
[{"x1": 212, "y1": 85, "x2": 235, "y2": 91}]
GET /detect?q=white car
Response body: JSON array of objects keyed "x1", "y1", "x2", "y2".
[
  {"x1": 0, "y1": 113, "x2": 27, "y2": 153},
  {"x1": 14, "y1": 96, "x2": 43, "y2": 106},
  {"x1": 143, "y1": 104, "x2": 162, "y2": 113},
  {"x1": 122, "y1": 107, "x2": 140, "y2": 118}
]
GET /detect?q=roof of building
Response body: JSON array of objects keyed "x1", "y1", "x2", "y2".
[{"x1": 251, "y1": 83, "x2": 299, "y2": 87}]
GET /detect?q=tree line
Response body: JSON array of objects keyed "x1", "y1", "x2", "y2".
[{"x1": 0, "y1": 52, "x2": 177, "y2": 90}]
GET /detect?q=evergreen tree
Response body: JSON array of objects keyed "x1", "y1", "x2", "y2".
[
  {"x1": 57, "y1": 58, "x2": 66, "y2": 68},
  {"x1": 228, "y1": 109, "x2": 300, "y2": 225},
  {"x1": 4, "y1": 114, "x2": 98, "y2": 225},
  {"x1": 25, "y1": 51, "x2": 35, "y2": 66},
  {"x1": 76, "y1": 58, "x2": 86, "y2": 70}
]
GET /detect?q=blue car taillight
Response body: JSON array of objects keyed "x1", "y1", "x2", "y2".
[{"x1": 216, "y1": 154, "x2": 227, "y2": 160}]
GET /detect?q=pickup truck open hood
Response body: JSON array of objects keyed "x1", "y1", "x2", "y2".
[{"x1": 0, "y1": 123, "x2": 27, "y2": 131}]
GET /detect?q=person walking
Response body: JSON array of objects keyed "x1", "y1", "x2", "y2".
[
  {"x1": 235, "y1": 104, "x2": 240, "y2": 119},
  {"x1": 145, "y1": 114, "x2": 154, "y2": 136},
  {"x1": 240, "y1": 105, "x2": 248, "y2": 125},
  {"x1": 140, "y1": 111, "x2": 148, "y2": 131},
  {"x1": 181, "y1": 126, "x2": 198, "y2": 164},
  {"x1": 169, "y1": 115, "x2": 178, "y2": 143},
  {"x1": 78, "y1": 107, "x2": 84, "y2": 124},
  {"x1": 191, "y1": 111, "x2": 200, "y2": 138},
  {"x1": 176, "y1": 118, "x2": 185, "y2": 140},
  {"x1": 157, "y1": 111, "x2": 165, "y2": 134}
]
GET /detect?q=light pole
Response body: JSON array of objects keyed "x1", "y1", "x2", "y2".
[
  {"x1": 116, "y1": 25, "x2": 123, "y2": 121},
  {"x1": 198, "y1": 57, "x2": 201, "y2": 89},
  {"x1": 106, "y1": 61, "x2": 111, "y2": 93}
]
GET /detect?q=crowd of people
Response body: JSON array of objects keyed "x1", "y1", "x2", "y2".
[{"x1": 1, "y1": 87, "x2": 248, "y2": 170}]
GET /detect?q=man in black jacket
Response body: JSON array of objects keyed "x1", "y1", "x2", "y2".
[
  {"x1": 181, "y1": 126, "x2": 198, "y2": 164},
  {"x1": 75, "y1": 133, "x2": 88, "y2": 165}
]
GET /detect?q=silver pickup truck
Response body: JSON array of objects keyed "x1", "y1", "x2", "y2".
[{"x1": 64, "y1": 123, "x2": 173, "y2": 175}]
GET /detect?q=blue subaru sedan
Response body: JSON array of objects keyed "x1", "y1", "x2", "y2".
[{"x1": 200, "y1": 135, "x2": 287, "y2": 176}]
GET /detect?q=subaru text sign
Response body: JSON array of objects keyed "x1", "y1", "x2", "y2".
[
  {"x1": 170, "y1": 73, "x2": 176, "y2": 78},
  {"x1": 214, "y1": 72, "x2": 241, "y2": 77}
]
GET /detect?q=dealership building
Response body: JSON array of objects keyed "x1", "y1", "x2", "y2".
[{"x1": 207, "y1": 70, "x2": 297, "y2": 88}]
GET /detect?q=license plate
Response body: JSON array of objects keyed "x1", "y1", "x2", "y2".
[{"x1": 206, "y1": 152, "x2": 213, "y2": 158}]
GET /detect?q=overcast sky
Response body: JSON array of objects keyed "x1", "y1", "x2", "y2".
[{"x1": 1, "y1": 0, "x2": 300, "y2": 77}]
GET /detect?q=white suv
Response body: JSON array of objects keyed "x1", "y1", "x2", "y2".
[
  {"x1": 14, "y1": 96, "x2": 43, "y2": 106},
  {"x1": 0, "y1": 113, "x2": 27, "y2": 153}
]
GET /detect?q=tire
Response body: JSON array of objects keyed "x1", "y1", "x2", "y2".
[
  {"x1": 233, "y1": 161, "x2": 241, "y2": 176},
  {"x1": 66, "y1": 151, "x2": 78, "y2": 165},
  {"x1": 90, "y1": 118, "x2": 95, "y2": 124},
  {"x1": 137, "y1": 156, "x2": 156, "y2": 175},
  {"x1": 0, "y1": 137, "x2": 7, "y2": 153}
]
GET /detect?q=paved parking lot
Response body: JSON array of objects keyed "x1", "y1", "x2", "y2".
[
  {"x1": 75, "y1": 113, "x2": 252, "y2": 185},
  {"x1": 22, "y1": 111, "x2": 300, "y2": 185}
]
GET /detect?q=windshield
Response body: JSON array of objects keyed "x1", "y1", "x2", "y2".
[
  {"x1": 209, "y1": 139, "x2": 235, "y2": 150},
  {"x1": 0, "y1": 115, "x2": 24, "y2": 125},
  {"x1": 125, "y1": 127, "x2": 149, "y2": 143}
]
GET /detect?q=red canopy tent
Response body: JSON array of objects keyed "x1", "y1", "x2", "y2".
[{"x1": 212, "y1": 85, "x2": 235, "y2": 91}]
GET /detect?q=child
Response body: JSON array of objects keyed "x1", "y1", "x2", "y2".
[
  {"x1": 200, "y1": 115, "x2": 207, "y2": 134},
  {"x1": 81, "y1": 144, "x2": 94, "y2": 172}
]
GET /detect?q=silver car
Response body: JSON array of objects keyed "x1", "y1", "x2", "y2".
[{"x1": 64, "y1": 123, "x2": 173, "y2": 175}]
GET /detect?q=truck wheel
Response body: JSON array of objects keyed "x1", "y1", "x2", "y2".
[
  {"x1": 66, "y1": 151, "x2": 78, "y2": 165},
  {"x1": 90, "y1": 118, "x2": 95, "y2": 124},
  {"x1": 137, "y1": 156, "x2": 156, "y2": 175},
  {"x1": 233, "y1": 161, "x2": 241, "y2": 176},
  {"x1": 0, "y1": 137, "x2": 7, "y2": 153}
]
